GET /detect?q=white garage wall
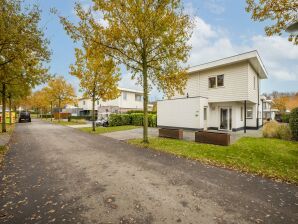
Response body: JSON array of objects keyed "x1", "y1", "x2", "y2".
[{"x1": 157, "y1": 97, "x2": 205, "y2": 130}]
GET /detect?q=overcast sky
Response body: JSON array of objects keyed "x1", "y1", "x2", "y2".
[{"x1": 31, "y1": 0, "x2": 298, "y2": 100}]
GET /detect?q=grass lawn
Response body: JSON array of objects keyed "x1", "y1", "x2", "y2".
[
  {"x1": 80, "y1": 125, "x2": 139, "y2": 134},
  {"x1": 50, "y1": 119, "x2": 87, "y2": 126},
  {"x1": 0, "y1": 124, "x2": 15, "y2": 165},
  {"x1": 129, "y1": 137, "x2": 298, "y2": 183}
]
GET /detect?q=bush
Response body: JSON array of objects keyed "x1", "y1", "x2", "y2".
[
  {"x1": 126, "y1": 110, "x2": 157, "y2": 115},
  {"x1": 71, "y1": 115, "x2": 96, "y2": 121},
  {"x1": 277, "y1": 125, "x2": 292, "y2": 141},
  {"x1": 263, "y1": 121, "x2": 279, "y2": 138},
  {"x1": 281, "y1": 113, "x2": 290, "y2": 123},
  {"x1": 109, "y1": 114, "x2": 131, "y2": 126},
  {"x1": 108, "y1": 113, "x2": 157, "y2": 127},
  {"x1": 130, "y1": 113, "x2": 143, "y2": 126},
  {"x1": 289, "y1": 107, "x2": 298, "y2": 140},
  {"x1": 263, "y1": 121, "x2": 292, "y2": 140},
  {"x1": 148, "y1": 114, "x2": 157, "y2": 127}
]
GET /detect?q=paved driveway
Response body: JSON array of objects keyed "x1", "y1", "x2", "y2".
[{"x1": 0, "y1": 120, "x2": 297, "y2": 224}]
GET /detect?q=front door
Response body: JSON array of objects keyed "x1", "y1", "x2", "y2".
[{"x1": 220, "y1": 107, "x2": 232, "y2": 130}]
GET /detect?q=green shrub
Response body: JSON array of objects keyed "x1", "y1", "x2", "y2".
[
  {"x1": 126, "y1": 110, "x2": 157, "y2": 115},
  {"x1": 277, "y1": 125, "x2": 292, "y2": 140},
  {"x1": 148, "y1": 114, "x2": 157, "y2": 127},
  {"x1": 130, "y1": 113, "x2": 144, "y2": 126},
  {"x1": 71, "y1": 115, "x2": 96, "y2": 121},
  {"x1": 263, "y1": 121, "x2": 279, "y2": 138},
  {"x1": 108, "y1": 113, "x2": 157, "y2": 127},
  {"x1": 281, "y1": 113, "x2": 290, "y2": 123},
  {"x1": 289, "y1": 107, "x2": 298, "y2": 140},
  {"x1": 109, "y1": 114, "x2": 123, "y2": 126}
]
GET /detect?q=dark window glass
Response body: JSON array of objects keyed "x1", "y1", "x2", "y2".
[
  {"x1": 209, "y1": 77, "x2": 216, "y2": 88},
  {"x1": 217, "y1": 74, "x2": 224, "y2": 87}
]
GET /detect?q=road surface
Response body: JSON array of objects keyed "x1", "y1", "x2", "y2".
[{"x1": 0, "y1": 120, "x2": 297, "y2": 223}]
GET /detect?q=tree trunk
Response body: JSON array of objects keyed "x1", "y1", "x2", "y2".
[
  {"x1": 50, "y1": 101, "x2": 53, "y2": 122},
  {"x1": 92, "y1": 94, "x2": 96, "y2": 132},
  {"x1": 58, "y1": 100, "x2": 61, "y2": 122},
  {"x1": 9, "y1": 95, "x2": 12, "y2": 125},
  {"x1": 1, "y1": 83, "x2": 6, "y2": 133},
  {"x1": 142, "y1": 61, "x2": 149, "y2": 143}
]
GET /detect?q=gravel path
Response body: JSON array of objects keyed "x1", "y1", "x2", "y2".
[{"x1": 0, "y1": 120, "x2": 297, "y2": 223}]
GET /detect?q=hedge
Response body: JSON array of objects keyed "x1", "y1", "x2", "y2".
[
  {"x1": 108, "y1": 113, "x2": 157, "y2": 127},
  {"x1": 126, "y1": 110, "x2": 157, "y2": 115},
  {"x1": 289, "y1": 107, "x2": 298, "y2": 140},
  {"x1": 70, "y1": 115, "x2": 97, "y2": 121}
]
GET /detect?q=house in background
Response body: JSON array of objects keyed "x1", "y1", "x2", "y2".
[
  {"x1": 78, "y1": 87, "x2": 145, "y2": 117},
  {"x1": 260, "y1": 96, "x2": 278, "y2": 121},
  {"x1": 158, "y1": 51, "x2": 267, "y2": 132}
]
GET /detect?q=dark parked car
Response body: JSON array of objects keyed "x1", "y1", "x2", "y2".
[{"x1": 19, "y1": 111, "x2": 31, "y2": 123}]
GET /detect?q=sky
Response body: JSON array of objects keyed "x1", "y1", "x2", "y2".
[{"x1": 29, "y1": 0, "x2": 298, "y2": 100}]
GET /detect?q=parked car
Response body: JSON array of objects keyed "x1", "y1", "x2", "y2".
[
  {"x1": 19, "y1": 111, "x2": 31, "y2": 123},
  {"x1": 95, "y1": 118, "x2": 109, "y2": 127}
]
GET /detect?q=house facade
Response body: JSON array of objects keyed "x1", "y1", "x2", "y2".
[
  {"x1": 77, "y1": 87, "x2": 144, "y2": 116},
  {"x1": 261, "y1": 96, "x2": 278, "y2": 121},
  {"x1": 157, "y1": 51, "x2": 268, "y2": 132}
]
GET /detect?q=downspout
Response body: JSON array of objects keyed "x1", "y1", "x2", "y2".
[
  {"x1": 257, "y1": 76, "x2": 260, "y2": 129},
  {"x1": 244, "y1": 100, "x2": 247, "y2": 133}
]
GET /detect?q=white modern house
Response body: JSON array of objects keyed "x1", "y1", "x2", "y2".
[
  {"x1": 78, "y1": 87, "x2": 144, "y2": 117},
  {"x1": 260, "y1": 96, "x2": 278, "y2": 121},
  {"x1": 157, "y1": 51, "x2": 268, "y2": 132}
]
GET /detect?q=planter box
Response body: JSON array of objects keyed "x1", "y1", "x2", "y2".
[
  {"x1": 159, "y1": 128, "x2": 183, "y2": 140},
  {"x1": 195, "y1": 131, "x2": 230, "y2": 146}
]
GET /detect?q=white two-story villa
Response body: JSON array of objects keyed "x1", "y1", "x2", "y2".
[
  {"x1": 157, "y1": 51, "x2": 268, "y2": 132},
  {"x1": 78, "y1": 87, "x2": 144, "y2": 116}
]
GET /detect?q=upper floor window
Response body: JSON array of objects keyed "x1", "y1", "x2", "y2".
[
  {"x1": 83, "y1": 100, "x2": 86, "y2": 105},
  {"x1": 217, "y1": 74, "x2": 224, "y2": 87},
  {"x1": 123, "y1": 92, "x2": 127, "y2": 100},
  {"x1": 254, "y1": 76, "x2": 256, "y2": 90},
  {"x1": 209, "y1": 77, "x2": 216, "y2": 88},
  {"x1": 135, "y1": 94, "x2": 142, "y2": 102},
  {"x1": 209, "y1": 74, "x2": 224, "y2": 88},
  {"x1": 97, "y1": 100, "x2": 99, "y2": 105}
]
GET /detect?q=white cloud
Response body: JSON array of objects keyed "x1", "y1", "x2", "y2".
[{"x1": 188, "y1": 17, "x2": 298, "y2": 83}]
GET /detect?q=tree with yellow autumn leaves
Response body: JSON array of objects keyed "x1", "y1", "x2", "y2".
[
  {"x1": 60, "y1": 0, "x2": 193, "y2": 142},
  {"x1": 70, "y1": 42, "x2": 120, "y2": 132},
  {"x1": 246, "y1": 0, "x2": 298, "y2": 44}
]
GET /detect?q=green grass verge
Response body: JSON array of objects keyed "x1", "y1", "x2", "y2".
[
  {"x1": 128, "y1": 137, "x2": 298, "y2": 183},
  {"x1": 80, "y1": 125, "x2": 139, "y2": 134}
]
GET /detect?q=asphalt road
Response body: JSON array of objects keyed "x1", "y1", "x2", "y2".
[{"x1": 0, "y1": 120, "x2": 297, "y2": 224}]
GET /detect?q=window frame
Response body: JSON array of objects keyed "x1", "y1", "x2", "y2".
[
  {"x1": 246, "y1": 107, "x2": 253, "y2": 119},
  {"x1": 217, "y1": 74, "x2": 224, "y2": 87},
  {"x1": 135, "y1": 94, "x2": 142, "y2": 102},
  {"x1": 208, "y1": 77, "x2": 216, "y2": 89}
]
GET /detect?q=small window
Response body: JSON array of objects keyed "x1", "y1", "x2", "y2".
[
  {"x1": 83, "y1": 101, "x2": 85, "y2": 105},
  {"x1": 123, "y1": 92, "x2": 127, "y2": 100},
  {"x1": 246, "y1": 107, "x2": 253, "y2": 119},
  {"x1": 241, "y1": 107, "x2": 243, "y2": 121},
  {"x1": 204, "y1": 107, "x2": 207, "y2": 121},
  {"x1": 208, "y1": 77, "x2": 216, "y2": 88},
  {"x1": 217, "y1": 74, "x2": 224, "y2": 87},
  {"x1": 254, "y1": 76, "x2": 256, "y2": 90},
  {"x1": 135, "y1": 94, "x2": 142, "y2": 102},
  {"x1": 97, "y1": 100, "x2": 99, "y2": 105}
]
